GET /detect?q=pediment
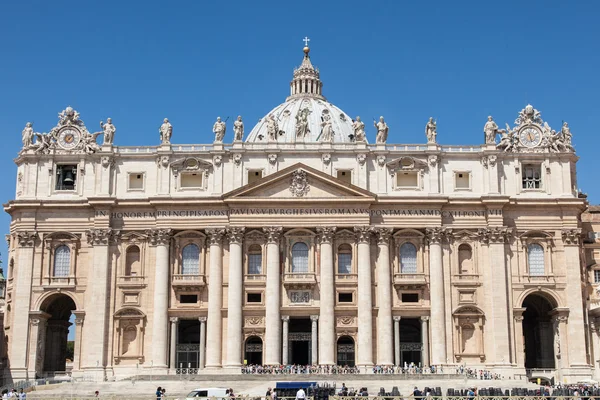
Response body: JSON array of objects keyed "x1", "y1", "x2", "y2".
[{"x1": 224, "y1": 163, "x2": 375, "y2": 201}]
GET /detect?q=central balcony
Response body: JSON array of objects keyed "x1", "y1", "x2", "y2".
[
  {"x1": 171, "y1": 274, "x2": 206, "y2": 292},
  {"x1": 393, "y1": 273, "x2": 428, "y2": 289},
  {"x1": 283, "y1": 272, "x2": 317, "y2": 290}
]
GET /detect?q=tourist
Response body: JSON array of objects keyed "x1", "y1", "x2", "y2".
[
  {"x1": 271, "y1": 389, "x2": 277, "y2": 400},
  {"x1": 162, "y1": 388, "x2": 167, "y2": 399},
  {"x1": 265, "y1": 387, "x2": 272, "y2": 400},
  {"x1": 18, "y1": 389, "x2": 25, "y2": 400},
  {"x1": 295, "y1": 387, "x2": 306, "y2": 400},
  {"x1": 156, "y1": 386, "x2": 162, "y2": 399},
  {"x1": 94, "y1": 391, "x2": 99, "y2": 398}
]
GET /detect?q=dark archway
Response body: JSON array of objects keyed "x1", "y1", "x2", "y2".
[
  {"x1": 336, "y1": 336, "x2": 355, "y2": 367},
  {"x1": 522, "y1": 293, "x2": 556, "y2": 369},
  {"x1": 244, "y1": 336, "x2": 263, "y2": 365},
  {"x1": 40, "y1": 294, "x2": 76, "y2": 374},
  {"x1": 399, "y1": 318, "x2": 422, "y2": 365}
]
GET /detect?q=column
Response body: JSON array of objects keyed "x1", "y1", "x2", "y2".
[
  {"x1": 10, "y1": 232, "x2": 37, "y2": 380},
  {"x1": 421, "y1": 316, "x2": 430, "y2": 367},
  {"x1": 354, "y1": 226, "x2": 373, "y2": 367},
  {"x1": 264, "y1": 227, "x2": 283, "y2": 365},
  {"x1": 27, "y1": 313, "x2": 49, "y2": 378},
  {"x1": 552, "y1": 314, "x2": 569, "y2": 381},
  {"x1": 393, "y1": 317, "x2": 401, "y2": 366},
  {"x1": 591, "y1": 319, "x2": 600, "y2": 380},
  {"x1": 513, "y1": 311, "x2": 525, "y2": 368},
  {"x1": 199, "y1": 317, "x2": 207, "y2": 369},
  {"x1": 311, "y1": 315, "x2": 318, "y2": 365},
  {"x1": 82, "y1": 228, "x2": 115, "y2": 373},
  {"x1": 205, "y1": 228, "x2": 225, "y2": 367},
  {"x1": 282, "y1": 316, "x2": 289, "y2": 365},
  {"x1": 375, "y1": 228, "x2": 393, "y2": 365},
  {"x1": 169, "y1": 317, "x2": 178, "y2": 370},
  {"x1": 316, "y1": 227, "x2": 336, "y2": 366},
  {"x1": 226, "y1": 227, "x2": 245, "y2": 368},
  {"x1": 426, "y1": 228, "x2": 446, "y2": 365},
  {"x1": 72, "y1": 311, "x2": 85, "y2": 371},
  {"x1": 149, "y1": 229, "x2": 172, "y2": 370}
]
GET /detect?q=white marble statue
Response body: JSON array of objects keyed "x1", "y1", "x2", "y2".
[
  {"x1": 266, "y1": 114, "x2": 279, "y2": 142},
  {"x1": 213, "y1": 116, "x2": 227, "y2": 142},
  {"x1": 233, "y1": 116, "x2": 244, "y2": 141},
  {"x1": 496, "y1": 124, "x2": 515, "y2": 152},
  {"x1": 353, "y1": 116, "x2": 366, "y2": 142},
  {"x1": 561, "y1": 122, "x2": 574, "y2": 150},
  {"x1": 21, "y1": 122, "x2": 34, "y2": 150},
  {"x1": 320, "y1": 113, "x2": 334, "y2": 143},
  {"x1": 100, "y1": 118, "x2": 116, "y2": 145},
  {"x1": 295, "y1": 108, "x2": 311, "y2": 138},
  {"x1": 425, "y1": 117, "x2": 437, "y2": 144},
  {"x1": 374, "y1": 116, "x2": 388, "y2": 144},
  {"x1": 159, "y1": 118, "x2": 172, "y2": 144},
  {"x1": 483, "y1": 116, "x2": 498, "y2": 144}
]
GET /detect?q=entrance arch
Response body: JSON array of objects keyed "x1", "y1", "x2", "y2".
[
  {"x1": 522, "y1": 293, "x2": 556, "y2": 369},
  {"x1": 336, "y1": 336, "x2": 355, "y2": 367},
  {"x1": 244, "y1": 336, "x2": 263, "y2": 365},
  {"x1": 40, "y1": 294, "x2": 76, "y2": 374}
]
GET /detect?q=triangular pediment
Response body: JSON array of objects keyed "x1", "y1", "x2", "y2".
[{"x1": 224, "y1": 163, "x2": 375, "y2": 201}]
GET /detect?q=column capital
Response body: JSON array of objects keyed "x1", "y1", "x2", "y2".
[
  {"x1": 375, "y1": 227, "x2": 392, "y2": 245},
  {"x1": 310, "y1": 315, "x2": 319, "y2": 322},
  {"x1": 206, "y1": 228, "x2": 226, "y2": 246},
  {"x1": 514, "y1": 315, "x2": 524, "y2": 322},
  {"x1": 198, "y1": 316, "x2": 207, "y2": 323},
  {"x1": 145, "y1": 228, "x2": 173, "y2": 246},
  {"x1": 227, "y1": 227, "x2": 245, "y2": 244},
  {"x1": 281, "y1": 315, "x2": 290, "y2": 322},
  {"x1": 562, "y1": 228, "x2": 582, "y2": 246},
  {"x1": 169, "y1": 317, "x2": 179, "y2": 323},
  {"x1": 354, "y1": 226, "x2": 373, "y2": 244},
  {"x1": 16, "y1": 231, "x2": 38, "y2": 247},
  {"x1": 477, "y1": 226, "x2": 513, "y2": 244},
  {"x1": 393, "y1": 316, "x2": 401, "y2": 322},
  {"x1": 316, "y1": 227, "x2": 337, "y2": 244},
  {"x1": 420, "y1": 316, "x2": 430, "y2": 322},
  {"x1": 263, "y1": 226, "x2": 283, "y2": 244},
  {"x1": 425, "y1": 227, "x2": 452, "y2": 244},
  {"x1": 86, "y1": 228, "x2": 119, "y2": 246}
]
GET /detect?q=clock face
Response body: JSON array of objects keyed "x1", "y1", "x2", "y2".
[
  {"x1": 519, "y1": 126, "x2": 542, "y2": 148},
  {"x1": 57, "y1": 127, "x2": 81, "y2": 150}
]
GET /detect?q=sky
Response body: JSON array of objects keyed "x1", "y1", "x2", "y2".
[{"x1": 1, "y1": 0, "x2": 599, "y2": 276}]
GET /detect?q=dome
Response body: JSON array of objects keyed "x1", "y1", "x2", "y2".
[{"x1": 246, "y1": 42, "x2": 363, "y2": 144}]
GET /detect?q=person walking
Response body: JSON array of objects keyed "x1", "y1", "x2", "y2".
[{"x1": 296, "y1": 387, "x2": 306, "y2": 400}]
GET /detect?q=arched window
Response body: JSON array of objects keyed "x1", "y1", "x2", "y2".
[
  {"x1": 125, "y1": 245, "x2": 141, "y2": 276},
  {"x1": 248, "y1": 244, "x2": 262, "y2": 275},
  {"x1": 399, "y1": 242, "x2": 417, "y2": 274},
  {"x1": 182, "y1": 244, "x2": 200, "y2": 275},
  {"x1": 528, "y1": 244, "x2": 545, "y2": 276},
  {"x1": 338, "y1": 244, "x2": 352, "y2": 274},
  {"x1": 53, "y1": 245, "x2": 71, "y2": 277},
  {"x1": 291, "y1": 242, "x2": 309, "y2": 273},
  {"x1": 458, "y1": 244, "x2": 473, "y2": 274}
]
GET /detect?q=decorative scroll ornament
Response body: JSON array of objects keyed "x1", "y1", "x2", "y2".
[
  {"x1": 268, "y1": 153, "x2": 278, "y2": 165},
  {"x1": 213, "y1": 155, "x2": 222, "y2": 167},
  {"x1": 316, "y1": 227, "x2": 336, "y2": 243},
  {"x1": 356, "y1": 153, "x2": 367, "y2": 166},
  {"x1": 232, "y1": 153, "x2": 242, "y2": 166},
  {"x1": 322, "y1": 153, "x2": 331, "y2": 165},
  {"x1": 375, "y1": 227, "x2": 392, "y2": 244},
  {"x1": 477, "y1": 227, "x2": 513, "y2": 244},
  {"x1": 205, "y1": 228, "x2": 226, "y2": 245},
  {"x1": 23, "y1": 107, "x2": 104, "y2": 155},
  {"x1": 561, "y1": 228, "x2": 581, "y2": 245},
  {"x1": 145, "y1": 228, "x2": 173, "y2": 246},
  {"x1": 425, "y1": 227, "x2": 444, "y2": 244},
  {"x1": 86, "y1": 228, "x2": 119, "y2": 246},
  {"x1": 263, "y1": 226, "x2": 283, "y2": 244},
  {"x1": 169, "y1": 157, "x2": 212, "y2": 178},
  {"x1": 377, "y1": 155, "x2": 386, "y2": 167},
  {"x1": 496, "y1": 104, "x2": 574, "y2": 153},
  {"x1": 354, "y1": 226, "x2": 373, "y2": 243},
  {"x1": 337, "y1": 316, "x2": 355, "y2": 326},
  {"x1": 17, "y1": 231, "x2": 38, "y2": 247},
  {"x1": 290, "y1": 169, "x2": 310, "y2": 197},
  {"x1": 227, "y1": 227, "x2": 245, "y2": 244},
  {"x1": 245, "y1": 316, "x2": 263, "y2": 326}
]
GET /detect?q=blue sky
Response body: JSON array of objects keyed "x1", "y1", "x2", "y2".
[{"x1": 1, "y1": 0, "x2": 599, "y2": 272}]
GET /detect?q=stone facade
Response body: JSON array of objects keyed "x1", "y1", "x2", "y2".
[{"x1": 2, "y1": 44, "x2": 594, "y2": 383}]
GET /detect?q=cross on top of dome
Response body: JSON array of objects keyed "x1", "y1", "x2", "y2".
[{"x1": 288, "y1": 37, "x2": 325, "y2": 101}]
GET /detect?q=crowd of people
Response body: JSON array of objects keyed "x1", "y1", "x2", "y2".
[
  {"x1": 0, "y1": 388, "x2": 26, "y2": 399},
  {"x1": 241, "y1": 364, "x2": 360, "y2": 374}
]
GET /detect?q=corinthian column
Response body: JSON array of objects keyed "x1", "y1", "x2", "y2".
[
  {"x1": 375, "y1": 228, "x2": 393, "y2": 366},
  {"x1": 82, "y1": 228, "x2": 117, "y2": 374},
  {"x1": 10, "y1": 232, "x2": 38, "y2": 380},
  {"x1": 354, "y1": 226, "x2": 374, "y2": 367},
  {"x1": 225, "y1": 227, "x2": 245, "y2": 368},
  {"x1": 264, "y1": 226, "x2": 283, "y2": 365},
  {"x1": 426, "y1": 228, "x2": 446, "y2": 365},
  {"x1": 148, "y1": 228, "x2": 172, "y2": 370},
  {"x1": 205, "y1": 228, "x2": 225, "y2": 368},
  {"x1": 316, "y1": 226, "x2": 336, "y2": 366},
  {"x1": 311, "y1": 315, "x2": 319, "y2": 364}
]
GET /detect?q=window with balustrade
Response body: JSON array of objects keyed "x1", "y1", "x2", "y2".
[
  {"x1": 399, "y1": 242, "x2": 417, "y2": 274},
  {"x1": 291, "y1": 242, "x2": 309, "y2": 273},
  {"x1": 337, "y1": 244, "x2": 352, "y2": 274},
  {"x1": 53, "y1": 245, "x2": 71, "y2": 277},
  {"x1": 527, "y1": 243, "x2": 545, "y2": 276},
  {"x1": 248, "y1": 244, "x2": 262, "y2": 275},
  {"x1": 182, "y1": 244, "x2": 200, "y2": 275}
]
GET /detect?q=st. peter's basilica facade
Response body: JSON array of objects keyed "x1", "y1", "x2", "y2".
[{"x1": 3, "y1": 43, "x2": 594, "y2": 383}]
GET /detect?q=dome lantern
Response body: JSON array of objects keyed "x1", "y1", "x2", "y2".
[{"x1": 287, "y1": 37, "x2": 325, "y2": 101}]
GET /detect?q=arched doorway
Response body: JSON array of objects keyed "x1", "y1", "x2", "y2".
[
  {"x1": 244, "y1": 336, "x2": 263, "y2": 365},
  {"x1": 40, "y1": 294, "x2": 76, "y2": 374},
  {"x1": 336, "y1": 336, "x2": 355, "y2": 367},
  {"x1": 522, "y1": 293, "x2": 556, "y2": 368}
]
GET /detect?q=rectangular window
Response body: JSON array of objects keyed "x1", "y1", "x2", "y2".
[
  {"x1": 55, "y1": 165, "x2": 77, "y2": 191},
  {"x1": 338, "y1": 292, "x2": 353, "y2": 303},
  {"x1": 594, "y1": 270, "x2": 600, "y2": 284},
  {"x1": 180, "y1": 295, "x2": 198, "y2": 304},
  {"x1": 455, "y1": 172, "x2": 470, "y2": 190},
  {"x1": 128, "y1": 173, "x2": 144, "y2": 190},
  {"x1": 247, "y1": 292, "x2": 262, "y2": 303},
  {"x1": 248, "y1": 253, "x2": 262, "y2": 275},
  {"x1": 397, "y1": 171, "x2": 418, "y2": 188},
  {"x1": 401, "y1": 293, "x2": 419, "y2": 303},
  {"x1": 181, "y1": 173, "x2": 203, "y2": 188},
  {"x1": 338, "y1": 253, "x2": 352, "y2": 274},
  {"x1": 337, "y1": 170, "x2": 352, "y2": 184},
  {"x1": 522, "y1": 164, "x2": 542, "y2": 189},
  {"x1": 248, "y1": 170, "x2": 263, "y2": 185}
]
